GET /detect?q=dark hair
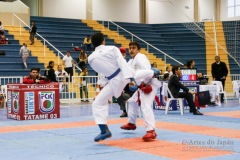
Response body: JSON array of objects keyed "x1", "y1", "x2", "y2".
[
  {"x1": 82, "y1": 66, "x2": 88, "y2": 71},
  {"x1": 166, "y1": 66, "x2": 169, "y2": 70},
  {"x1": 152, "y1": 62, "x2": 156, "y2": 66},
  {"x1": 129, "y1": 41, "x2": 141, "y2": 50},
  {"x1": 172, "y1": 65, "x2": 180, "y2": 74},
  {"x1": 187, "y1": 59, "x2": 194, "y2": 68},
  {"x1": 30, "y1": 67, "x2": 39, "y2": 72},
  {"x1": 91, "y1": 32, "x2": 104, "y2": 48},
  {"x1": 48, "y1": 61, "x2": 54, "y2": 66},
  {"x1": 163, "y1": 73, "x2": 169, "y2": 80}
]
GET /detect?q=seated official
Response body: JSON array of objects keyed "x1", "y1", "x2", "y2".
[
  {"x1": 23, "y1": 67, "x2": 51, "y2": 84},
  {"x1": 168, "y1": 65, "x2": 203, "y2": 115},
  {"x1": 197, "y1": 73, "x2": 208, "y2": 85}
]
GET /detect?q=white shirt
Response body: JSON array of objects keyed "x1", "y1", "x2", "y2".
[
  {"x1": 19, "y1": 46, "x2": 30, "y2": 57},
  {"x1": 88, "y1": 45, "x2": 133, "y2": 79},
  {"x1": 55, "y1": 70, "x2": 68, "y2": 77},
  {"x1": 55, "y1": 70, "x2": 68, "y2": 82},
  {"x1": 0, "y1": 24, "x2": 4, "y2": 31},
  {"x1": 128, "y1": 53, "x2": 153, "y2": 85},
  {"x1": 164, "y1": 71, "x2": 173, "y2": 76},
  {"x1": 62, "y1": 55, "x2": 73, "y2": 68}
]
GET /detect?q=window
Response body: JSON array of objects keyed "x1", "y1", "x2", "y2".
[{"x1": 228, "y1": 0, "x2": 240, "y2": 17}]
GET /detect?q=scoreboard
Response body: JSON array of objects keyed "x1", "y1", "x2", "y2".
[{"x1": 181, "y1": 69, "x2": 197, "y2": 81}]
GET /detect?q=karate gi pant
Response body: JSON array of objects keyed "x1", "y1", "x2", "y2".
[
  {"x1": 92, "y1": 75, "x2": 130, "y2": 124},
  {"x1": 127, "y1": 78, "x2": 160, "y2": 131}
]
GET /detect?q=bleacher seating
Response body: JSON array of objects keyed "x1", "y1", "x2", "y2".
[
  {"x1": 0, "y1": 30, "x2": 45, "y2": 76},
  {"x1": 1, "y1": 17, "x2": 239, "y2": 78},
  {"x1": 103, "y1": 21, "x2": 208, "y2": 74},
  {"x1": 222, "y1": 21, "x2": 240, "y2": 74},
  {"x1": 30, "y1": 16, "x2": 127, "y2": 75}
]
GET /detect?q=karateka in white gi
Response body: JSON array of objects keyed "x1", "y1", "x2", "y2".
[
  {"x1": 88, "y1": 33, "x2": 135, "y2": 142},
  {"x1": 121, "y1": 42, "x2": 161, "y2": 141}
]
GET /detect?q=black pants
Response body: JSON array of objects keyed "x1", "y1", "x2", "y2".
[
  {"x1": 80, "y1": 86, "x2": 88, "y2": 100},
  {"x1": 64, "y1": 67, "x2": 73, "y2": 82},
  {"x1": 117, "y1": 93, "x2": 132, "y2": 111},
  {"x1": 176, "y1": 92, "x2": 197, "y2": 112},
  {"x1": 30, "y1": 33, "x2": 35, "y2": 43}
]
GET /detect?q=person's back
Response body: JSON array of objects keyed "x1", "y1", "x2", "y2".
[
  {"x1": 20, "y1": 45, "x2": 30, "y2": 57},
  {"x1": 44, "y1": 61, "x2": 57, "y2": 82},
  {"x1": 88, "y1": 32, "x2": 134, "y2": 142}
]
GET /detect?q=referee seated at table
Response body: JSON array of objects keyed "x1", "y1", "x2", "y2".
[{"x1": 168, "y1": 65, "x2": 203, "y2": 115}]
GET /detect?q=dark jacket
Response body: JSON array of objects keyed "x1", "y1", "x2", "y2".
[
  {"x1": 168, "y1": 74, "x2": 189, "y2": 97},
  {"x1": 44, "y1": 66, "x2": 57, "y2": 82},
  {"x1": 30, "y1": 25, "x2": 37, "y2": 34},
  {"x1": 211, "y1": 61, "x2": 228, "y2": 80}
]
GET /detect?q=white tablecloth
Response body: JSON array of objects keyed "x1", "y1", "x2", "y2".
[{"x1": 199, "y1": 85, "x2": 221, "y2": 106}]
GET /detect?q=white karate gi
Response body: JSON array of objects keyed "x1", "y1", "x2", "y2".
[
  {"x1": 88, "y1": 45, "x2": 134, "y2": 124},
  {"x1": 127, "y1": 53, "x2": 161, "y2": 131}
]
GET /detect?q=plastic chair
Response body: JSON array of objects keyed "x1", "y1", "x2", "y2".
[
  {"x1": 0, "y1": 85, "x2": 7, "y2": 113},
  {"x1": 232, "y1": 80, "x2": 240, "y2": 104},
  {"x1": 165, "y1": 86, "x2": 184, "y2": 115},
  {"x1": 210, "y1": 81, "x2": 228, "y2": 103}
]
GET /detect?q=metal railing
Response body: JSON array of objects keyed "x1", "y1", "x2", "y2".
[
  {"x1": 89, "y1": 10, "x2": 183, "y2": 68},
  {"x1": 11, "y1": 13, "x2": 82, "y2": 72},
  {"x1": 1, "y1": 75, "x2": 240, "y2": 103},
  {"x1": 0, "y1": 76, "x2": 23, "y2": 85}
]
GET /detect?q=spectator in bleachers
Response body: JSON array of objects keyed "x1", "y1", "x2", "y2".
[
  {"x1": 55, "y1": 65, "x2": 68, "y2": 92},
  {"x1": 55, "y1": 65, "x2": 68, "y2": 78},
  {"x1": 187, "y1": 59, "x2": 196, "y2": 69},
  {"x1": 76, "y1": 49, "x2": 88, "y2": 75},
  {"x1": 151, "y1": 62, "x2": 161, "y2": 78},
  {"x1": 0, "y1": 21, "x2": 4, "y2": 35},
  {"x1": 163, "y1": 73, "x2": 170, "y2": 81},
  {"x1": 83, "y1": 35, "x2": 92, "y2": 51},
  {"x1": 183, "y1": 63, "x2": 188, "y2": 68},
  {"x1": 29, "y1": 21, "x2": 37, "y2": 45},
  {"x1": 62, "y1": 51, "x2": 75, "y2": 82},
  {"x1": 0, "y1": 34, "x2": 8, "y2": 44},
  {"x1": 23, "y1": 67, "x2": 50, "y2": 84},
  {"x1": 19, "y1": 43, "x2": 31, "y2": 69},
  {"x1": 79, "y1": 66, "x2": 89, "y2": 102},
  {"x1": 44, "y1": 61, "x2": 57, "y2": 82},
  {"x1": 164, "y1": 66, "x2": 173, "y2": 76}
]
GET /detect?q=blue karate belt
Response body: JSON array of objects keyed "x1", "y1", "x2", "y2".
[{"x1": 106, "y1": 68, "x2": 121, "y2": 80}]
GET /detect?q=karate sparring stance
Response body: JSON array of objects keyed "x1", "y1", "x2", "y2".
[
  {"x1": 121, "y1": 42, "x2": 161, "y2": 141},
  {"x1": 88, "y1": 33, "x2": 135, "y2": 142}
]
